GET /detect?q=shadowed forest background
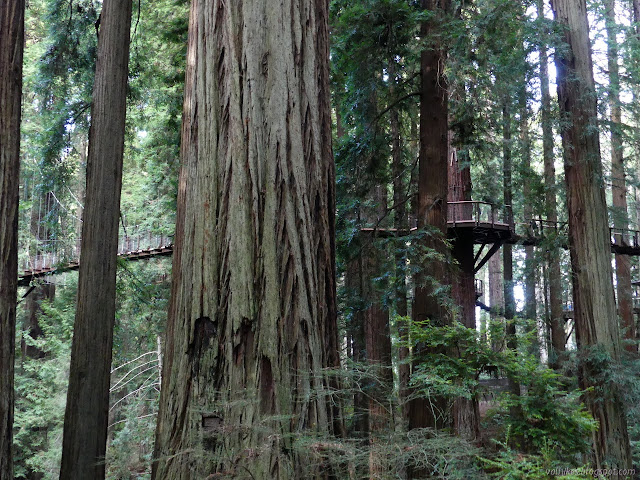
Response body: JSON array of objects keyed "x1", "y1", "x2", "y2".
[{"x1": 4, "y1": 0, "x2": 640, "y2": 478}]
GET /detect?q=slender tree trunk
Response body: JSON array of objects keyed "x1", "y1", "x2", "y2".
[
  {"x1": 521, "y1": 96, "x2": 539, "y2": 359},
  {"x1": 502, "y1": 102, "x2": 520, "y2": 402},
  {"x1": 488, "y1": 254, "x2": 504, "y2": 352},
  {"x1": 152, "y1": 0, "x2": 341, "y2": 477},
  {"x1": 409, "y1": 0, "x2": 451, "y2": 433},
  {"x1": 538, "y1": 0, "x2": 565, "y2": 368},
  {"x1": 605, "y1": 0, "x2": 635, "y2": 350},
  {"x1": 0, "y1": 1, "x2": 25, "y2": 478},
  {"x1": 60, "y1": 0, "x2": 132, "y2": 478},
  {"x1": 551, "y1": 0, "x2": 632, "y2": 471},
  {"x1": 390, "y1": 64, "x2": 411, "y2": 427},
  {"x1": 347, "y1": 248, "x2": 369, "y2": 441}
]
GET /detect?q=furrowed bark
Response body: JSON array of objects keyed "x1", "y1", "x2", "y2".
[
  {"x1": 409, "y1": 0, "x2": 451, "y2": 433},
  {"x1": 60, "y1": 0, "x2": 132, "y2": 477},
  {"x1": 0, "y1": 1, "x2": 25, "y2": 478},
  {"x1": 551, "y1": 0, "x2": 632, "y2": 471},
  {"x1": 449, "y1": 146, "x2": 479, "y2": 440},
  {"x1": 152, "y1": 0, "x2": 341, "y2": 477},
  {"x1": 604, "y1": 0, "x2": 634, "y2": 351}
]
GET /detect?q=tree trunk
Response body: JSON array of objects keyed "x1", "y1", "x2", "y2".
[
  {"x1": 346, "y1": 250, "x2": 369, "y2": 441},
  {"x1": 59, "y1": 0, "x2": 132, "y2": 478},
  {"x1": 449, "y1": 146, "x2": 479, "y2": 440},
  {"x1": 0, "y1": 1, "x2": 25, "y2": 478},
  {"x1": 363, "y1": 253, "x2": 392, "y2": 475},
  {"x1": 521, "y1": 95, "x2": 539, "y2": 359},
  {"x1": 538, "y1": 0, "x2": 565, "y2": 368},
  {"x1": 362, "y1": 188, "x2": 393, "y2": 476},
  {"x1": 551, "y1": 0, "x2": 632, "y2": 471},
  {"x1": 502, "y1": 102, "x2": 520, "y2": 402},
  {"x1": 409, "y1": 0, "x2": 451, "y2": 432},
  {"x1": 488, "y1": 254, "x2": 504, "y2": 352},
  {"x1": 605, "y1": 0, "x2": 634, "y2": 351},
  {"x1": 152, "y1": 0, "x2": 341, "y2": 477},
  {"x1": 390, "y1": 62, "x2": 410, "y2": 427}
]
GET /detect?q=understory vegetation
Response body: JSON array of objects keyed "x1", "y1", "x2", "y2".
[{"x1": 9, "y1": 0, "x2": 640, "y2": 478}]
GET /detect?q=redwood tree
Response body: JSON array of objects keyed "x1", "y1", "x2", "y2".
[
  {"x1": 60, "y1": 0, "x2": 132, "y2": 477},
  {"x1": 0, "y1": 1, "x2": 25, "y2": 478},
  {"x1": 152, "y1": 0, "x2": 340, "y2": 477},
  {"x1": 551, "y1": 0, "x2": 631, "y2": 470},
  {"x1": 604, "y1": 0, "x2": 634, "y2": 350},
  {"x1": 409, "y1": 0, "x2": 451, "y2": 432},
  {"x1": 538, "y1": 0, "x2": 565, "y2": 368}
]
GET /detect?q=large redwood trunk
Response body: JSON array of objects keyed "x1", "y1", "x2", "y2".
[
  {"x1": 0, "y1": 1, "x2": 25, "y2": 478},
  {"x1": 409, "y1": 0, "x2": 451, "y2": 432},
  {"x1": 152, "y1": 0, "x2": 341, "y2": 477},
  {"x1": 538, "y1": 0, "x2": 565, "y2": 368},
  {"x1": 551, "y1": 0, "x2": 632, "y2": 471},
  {"x1": 605, "y1": 0, "x2": 635, "y2": 350},
  {"x1": 60, "y1": 0, "x2": 132, "y2": 477}
]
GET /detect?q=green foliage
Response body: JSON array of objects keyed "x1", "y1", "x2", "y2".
[
  {"x1": 407, "y1": 317, "x2": 596, "y2": 471},
  {"x1": 123, "y1": 0, "x2": 188, "y2": 233},
  {"x1": 13, "y1": 258, "x2": 170, "y2": 479},
  {"x1": 13, "y1": 279, "x2": 76, "y2": 479},
  {"x1": 479, "y1": 430, "x2": 590, "y2": 479},
  {"x1": 107, "y1": 260, "x2": 170, "y2": 479}
]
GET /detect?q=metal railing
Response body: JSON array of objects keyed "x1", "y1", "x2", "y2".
[
  {"x1": 21, "y1": 228, "x2": 173, "y2": 273},
  {"x1": 516, "y1": 218, "x2": 568, "y2": 239},
  {"x1": 610, "y1": 227, "x2": 640, "y2": 249},
  {"x1": 447, "y1": 201, "x2": 511, "y2": 227},
  {"x1": 474, "y1": 278, "x2": 484, "y2": 299}
]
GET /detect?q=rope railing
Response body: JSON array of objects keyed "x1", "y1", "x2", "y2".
[{"x1": 20, "y1": 230, "x2": 173, "y2": 273}]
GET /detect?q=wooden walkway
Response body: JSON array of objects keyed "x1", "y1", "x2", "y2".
[
  {"x1": 17, "y1": 201, "x2": 640, "y2": 287},
  {"x1": 18, "y1": 232, "x2": 173, "y2": 286},
  {"x1": 362, "y1": 201, "x2": 640, "y2": 274}
]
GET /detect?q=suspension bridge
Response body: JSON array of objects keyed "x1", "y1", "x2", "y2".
[
  {"x1": 18, "y1": 229, "x2": 173, "y2": 287},
  {"x1": 18, "y1": 201, "x2": 640, "y2": 287}
]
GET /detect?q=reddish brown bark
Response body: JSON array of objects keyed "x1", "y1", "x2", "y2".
[
  {"x1": 0, "y1": 1, "x2": 24, "y2": 477},
  {"x1": 605, "y1": 0, "x2": 635, "y2": 351},
  {"x1": 60, "y1": 0, "x2": 132, "y2": 477},
  {"x1": 552, "y1": 0, "x2": 632, "y2": 470},
  {"x1": 362, "y1": 188, "x2": 393, "y2": 475},
  {"x1": 538, "y1": 0, "x2": 565, "y2": 367},
  {"x1": 449, "y1": 148, "x2": 479, "y2": 440},
  {"x1": 409, "y1": 0, "x2": 451, "y2": 432},
  {"x1": 152, "y1": 0, "x2": 341, "y2": 477}
]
